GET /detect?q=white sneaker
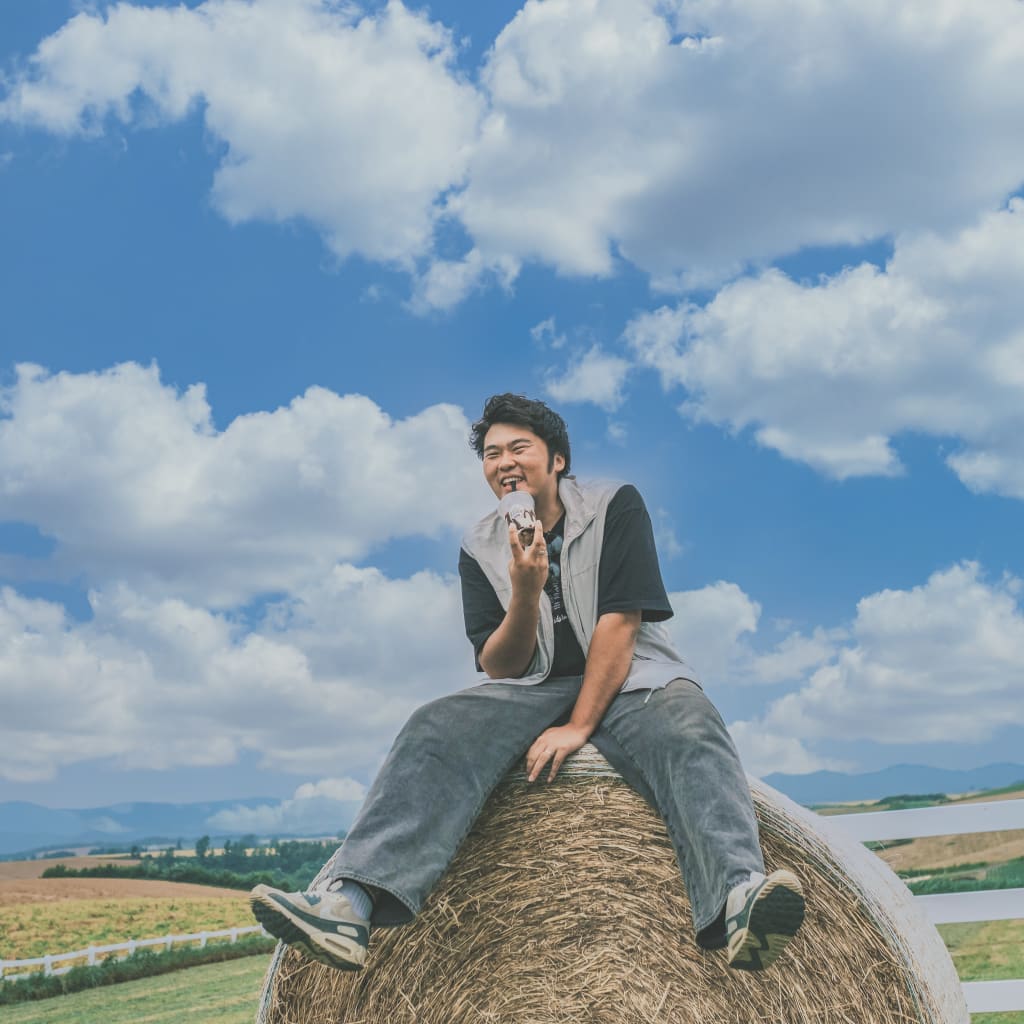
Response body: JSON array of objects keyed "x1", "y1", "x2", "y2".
[
  {"x1": 250, "y1": 884, "x2": 369, "y2": 971},
  {"x1": 725, "y1": 869, "x2": 804, "y2": 971}
]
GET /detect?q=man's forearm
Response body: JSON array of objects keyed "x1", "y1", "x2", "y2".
[
  {"x1": 568, "y1": 610, "x2": 642, "y2": 735},
  {"x1": 479, "y1": 590, "x2": 541, "y2": 678}
]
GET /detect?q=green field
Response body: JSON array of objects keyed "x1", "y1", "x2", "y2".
[
  {"x1": 3, "y1": 938, "x2": 1023, "y2": 1023},
  {"x1": 1, "y1": 954, "x2": 272, "y2": 1024},
  {"x1": 940, "y1": 919, "x2": 1024, "y2": 982}
]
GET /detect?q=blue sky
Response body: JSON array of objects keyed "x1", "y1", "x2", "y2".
[{"x1": 2, "y1": 0, "x2": 1023, "y2": 826}]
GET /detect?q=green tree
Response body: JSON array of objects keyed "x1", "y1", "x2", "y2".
[{"x1": 195, "y1": 835, "x2": 210, "y2": 860}]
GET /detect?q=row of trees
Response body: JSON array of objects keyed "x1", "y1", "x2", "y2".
[{"x1": 43, "y1": 838, "x2": 340, "y2": 892}]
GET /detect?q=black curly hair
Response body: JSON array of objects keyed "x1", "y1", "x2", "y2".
[{"x1": 469, "y1": 393, "x2": 572, "y2": 478}]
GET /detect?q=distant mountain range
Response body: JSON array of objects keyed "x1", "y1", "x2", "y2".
[
  {"x1": 3, "y1": 762, "x2": 1023, "y2": 859},
  {"x1": 0, "y1": 797, "x2": 302, "y2": 858},
  {"x1": 763, "y1": 762, "x2": 1024, "y2": 806}
]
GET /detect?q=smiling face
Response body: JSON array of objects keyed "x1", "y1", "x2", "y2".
[{"x1": 482, "y1": 422, "x2": 565, "y2": 508}]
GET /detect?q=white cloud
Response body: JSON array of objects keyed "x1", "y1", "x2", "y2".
[
  {"x1": 8, "y1": 0, "x2": 1024, "y2": 302},
  {"x1": 727, "y1": 720, "x2": 845, "y2": 778},
  {"x1": 544, "y1": 345, "x2": 630, "y2": 411},
  {"x1": 457, "y1": 0, "x2": 1024, "y2": 285},
  {"x1": 206, "y1": 777, "x2": 367, "y2": 835},
  {"x1": 0, "y1": 0, "x2": 482, "y2": 267},
  {"x1": 627, "y1": 201, "x2": 1024, "y2": 496},
  {"x1": 0, "y1": 566, "x2": 474, "y2": 783},
  {"x1": 293, "y1": 777, "x2": 366, "y2": 802},
  {"x1": 407, "y1": 249, "x2": 518, "y2": 313},
  {"x1": 666, "y1": 581, "x2": 760, "y2": 687},
  {"x1": 667, "y1": 564, "x2": 1024, "y2": 775},
  {"x1": 763, "y1": 562, "x2": 1024, "y2": 746},
  {"x1": 530, "y1": 316, "x2": 567, "y2": 350},
  {"x1": 0, "y1": 362, "x2": 488, "y2": 603},
  {"x1": 3, "y1": 551, "x2": 1020, "y2": 783}
]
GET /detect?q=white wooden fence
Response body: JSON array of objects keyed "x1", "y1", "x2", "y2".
[
  {"x1": 824, "y1": 796, "x2": 1024, "y2": 1015},
  {"x1": 0, "y1": 924, "x2": 268, "y2": 982}
]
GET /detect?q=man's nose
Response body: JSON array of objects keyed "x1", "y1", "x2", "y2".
[{"x1": 498, "y1": 454, "x2": 517, "y2": 471}]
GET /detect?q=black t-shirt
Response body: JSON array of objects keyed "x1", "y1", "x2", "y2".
[{"x1": 458, "y1": 484, "x2": 673, "y2": 677}]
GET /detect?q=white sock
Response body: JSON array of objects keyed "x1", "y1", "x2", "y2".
[{"x1": 327, "y1": 878, "x2": 373, "y2": 920}]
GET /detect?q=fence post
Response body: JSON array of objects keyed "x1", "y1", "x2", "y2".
[
  {"x1": 230, "y1": 927, "x2": 238, "y2": 944},
  {"x1": 165, "y1": 934, "x2": 173, "y2": 951},
  {"x1": 128, "y1": 939, "x2": 136, "y2": 956},
  {"x1": 199, "y1": 931, "x2": 208, "y2": 948},
  {"x1": 87, "y1": 946, "x2": 96, "y2": 966},
  {"x1": 43, "y1": 955, "x2": 53, "y2": 977}
]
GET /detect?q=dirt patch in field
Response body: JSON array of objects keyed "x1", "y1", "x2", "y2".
[
  {"x1": 0, "y1": 877, "x2": 247, "y2": 907},
  {"x1": 955, "y1": 787, "x2": 1024, "y2": 804},
  {"x1": 875, "y1": 827, "x2": 1024, "y2": 872},
  {"x1": 0, "y1": 856, "x2": 141, "y2": 880}
]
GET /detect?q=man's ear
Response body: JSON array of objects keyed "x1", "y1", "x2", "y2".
[{"x1": 553, "y1": 452, "x2": 566, "y2": 473}]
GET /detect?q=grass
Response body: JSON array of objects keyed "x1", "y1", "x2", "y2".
[
  {"x1": 1, "y1": 924, "x2": 1022, "y2": 1022},
  {"x1": 1, "y1": 896, "x2": 255, "y2": 960},
  {"x1": 0, "y1": 954, "x2": 272, "y2": 1024},
  {"x1": 939, "y1": 919, "x2": 1024, "y2": 982},
  {"x1": 942, "y1": 919, "x2": 1024, "y2": 1024}
]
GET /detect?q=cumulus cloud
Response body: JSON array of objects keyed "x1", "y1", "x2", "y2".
[
  {"x1": 457, "y1": 0, "x2": 1024, "y2": 285},
  {"x1": 0, "y1": 0, "x2": 482, "y2": 267},
  {"x1": 666, "y1": 565, "x2": 1024, "y2": 775},
  {"x1": 666, "y1": 581, "x2": 760, "y2": 687},
  {"x1": 544, "y1": 345, "x2": 630, "y2": 411},
  {"x1": 627, "y1": 201, "x2": 1024, "y2": 497},
  {"x1": 763, "y1": 562, "x2": 1024, "y2": 746},
  {"x1": 727, "y1": 720, "x2": 844, "y2": 778},
  {"x1": 0, "y1": 567, "x2": 473, "y2": 783},
  {"x1": 206, "y1": 777, "x2": 367, "y2": 835},
  {"x1": 0, "y1": 362, "x2": 488, "y2": 603},
  {"x1": 3, "y1": 552, "x2": 1021, "y2": 782},
  {"x1": 407, "y1": 249, "x2": 518, "y2": 313},
  {"x1": 7, "y1": 0, "x2": 1024, "y2": 301}
]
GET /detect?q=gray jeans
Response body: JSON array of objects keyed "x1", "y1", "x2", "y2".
[{"x1": 326, "y1": 676, "x2": 764, "y2": 943}]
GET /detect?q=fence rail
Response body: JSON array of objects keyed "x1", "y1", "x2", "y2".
[
  {"x1": 824, "y1": 796, "x2": 1024, "y2": 1014},
  {"x1": 822, "y1": 798, "x2": 1024, "y2": 842},
  {"x1": 0, "y1": 924, "x2": 267, "y2": 982}
]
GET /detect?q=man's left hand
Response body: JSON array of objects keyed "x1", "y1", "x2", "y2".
[{"x1": 526, "y1": 724, "x2": 591, "y2": 783}]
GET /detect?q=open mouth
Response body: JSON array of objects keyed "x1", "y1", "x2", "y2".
[{"x1": 500, "y1": 475, "x2": 526, "y2": 493}]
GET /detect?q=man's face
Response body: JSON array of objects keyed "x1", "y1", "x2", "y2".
[{"x1": 482, "y1": 423, "x2": 565, "y2": 502}]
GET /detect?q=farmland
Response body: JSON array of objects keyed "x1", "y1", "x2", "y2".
[{"x1": 0, "y1": 857, "x2": 255, "y2": 968}]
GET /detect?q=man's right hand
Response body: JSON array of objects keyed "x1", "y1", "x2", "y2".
[
  {"x1": 507, "y1": 521, "x2": 548, "y2": 599},
  {"x1": 479, "y1": 521, "x2": 547, "y2": 679}
]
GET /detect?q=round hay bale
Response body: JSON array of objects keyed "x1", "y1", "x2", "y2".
[{"x1": 255, "y1": 746, "x2": 968, "y2": 1024}]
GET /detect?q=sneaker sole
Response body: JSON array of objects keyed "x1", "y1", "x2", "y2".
[
  {"x1": 727, "y1": 870, "x2": 805, "y2": 972},
  {"x1": 250, "y1": 886, "x2": 365, "y2": 972}
]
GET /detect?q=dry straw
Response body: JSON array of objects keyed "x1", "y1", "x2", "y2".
[{"x1": 255, "y1": 745, "x2": 968, "y2": 1024}]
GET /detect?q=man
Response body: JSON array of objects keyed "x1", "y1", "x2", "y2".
[{"x1": 251, "y1": 394, "x2": 804, "y2": 974}]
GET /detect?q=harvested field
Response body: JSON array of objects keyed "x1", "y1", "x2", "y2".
[
  {"x1": 875, "y1": 829, "x2": 1024, "y2": 873},
  {"x1": 0, "y1": 877, "x2": 245, "y2": 906},
  {"x1": 2, "y1": 888, "x2": 254, "y2": 960}
]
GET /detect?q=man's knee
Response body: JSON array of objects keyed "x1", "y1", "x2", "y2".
[
  {"x1": 396, "y1": 690, "x2": 480, "y2": 745},
  {"x1": 656, "y1": 682, "x2": 731, "y2": 745}
]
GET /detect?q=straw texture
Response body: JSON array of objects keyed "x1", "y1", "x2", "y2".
[{"x1": 256, "y1": 746, "x2": 968, "y2": 1024}]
